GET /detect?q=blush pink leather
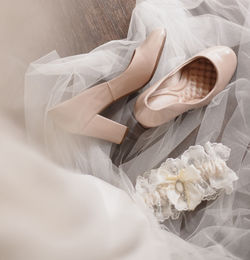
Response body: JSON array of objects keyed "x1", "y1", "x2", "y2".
[
  {"x1": 134, "y1": 46, "x2": 237, "y2": 128},
  {"x1": 49, "y1": 28, "x2": 166, "y2": 144}
]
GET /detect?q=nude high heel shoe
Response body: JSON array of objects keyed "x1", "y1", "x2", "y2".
[
  {"x1": 134, "y1": 46, "x2": 237, "y2": 128},
  {"x1": 49, "y1": 28, "x2": 166, "y2": 144}
]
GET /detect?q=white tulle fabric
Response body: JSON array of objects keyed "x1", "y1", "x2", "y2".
[
  {"x1": 25, "y1": 0, "x2": 250, "y2": 259},
  {"x1": 136, "y1": 142, "x2": 238, "y2": 221}
]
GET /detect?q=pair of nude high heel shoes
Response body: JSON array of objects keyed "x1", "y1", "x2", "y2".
[{"x1": 49, "y1": 28, "x2": 237, "y2": 144}]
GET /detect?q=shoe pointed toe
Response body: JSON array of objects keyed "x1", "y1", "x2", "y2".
[{"x1": 202, "y1": 46, "x2": 237, "y2": 88}]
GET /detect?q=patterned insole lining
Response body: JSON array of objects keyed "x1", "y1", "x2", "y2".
[{"x1": 148, "y1": 58, "x2": 217, "y2": 109}]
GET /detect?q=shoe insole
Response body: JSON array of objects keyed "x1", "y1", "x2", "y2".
[{"x1": 148, "y1": 58, "x2": 217, "y2": 109}]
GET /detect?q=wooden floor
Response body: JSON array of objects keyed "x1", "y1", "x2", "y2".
[
  {"x1": 47, "y1": 0, "x2": 136, "y2": 55},
  {"x1": 79, "y1": 0, "x2": 136, "y2": 52}
]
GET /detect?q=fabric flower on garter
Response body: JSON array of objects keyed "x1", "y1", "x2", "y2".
[{"x1": 156, "y1": 159, "x2": 204, "y2": 211}]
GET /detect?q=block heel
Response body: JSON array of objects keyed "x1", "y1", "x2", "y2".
[{"x1": 83, "y1": 115, "x2": 128, "y2": 144}]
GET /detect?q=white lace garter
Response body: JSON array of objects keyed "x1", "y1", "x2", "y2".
[{"x1": 135, "y1": 142, "x2": 238, "y2": 222}]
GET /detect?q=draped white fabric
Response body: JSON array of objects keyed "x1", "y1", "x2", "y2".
[{"x1": 23, "y1": 0, "x2": 250, "y2": 259}]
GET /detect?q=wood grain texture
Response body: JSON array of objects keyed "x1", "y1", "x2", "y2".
[
  {"x1": 42, "y1": 0, "x2": 136, "y2": 55},
  {"x1": 82, "y1": 0, "x2": 136, "y2": 51}
]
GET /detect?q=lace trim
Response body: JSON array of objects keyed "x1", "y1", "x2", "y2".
[{"x1": 135, "y1": 142, "x2": 238, "y2": 222}]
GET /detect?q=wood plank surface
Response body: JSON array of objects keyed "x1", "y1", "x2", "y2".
[
  {"x1": 42, "y1": 0, "x2": 136, "y2": 55},
  {"x1": 79, "y1": 0, "x2": 136, "y2": 52}
]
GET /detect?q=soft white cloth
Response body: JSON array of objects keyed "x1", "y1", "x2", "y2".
[{"x1": 0, "y1": 120, "x2": 205, "y2": 260}]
